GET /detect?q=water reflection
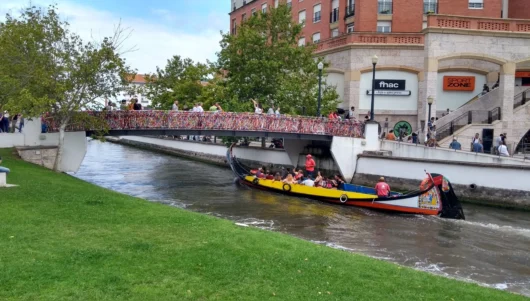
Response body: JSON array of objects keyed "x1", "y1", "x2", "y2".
[{"x1": 74, "y1": 140, "x2": 530, "y2": 296}]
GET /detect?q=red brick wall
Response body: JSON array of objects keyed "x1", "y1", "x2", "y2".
[
  {"x1": 355, "y1": 0, "x2": 378, "y2": 32},
  {"x1": 508, "y1": 0, "x2": 530, "y2": 19},
  {"x1": 438, "y1": 0, "x2": 502, "y2": 18},
  {"x1": 392, "y1": 0, "x2": 423, "y2": 32}
]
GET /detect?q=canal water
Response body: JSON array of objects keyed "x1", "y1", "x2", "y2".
[{"x1": 74, "y1": 141, "x2": 530, "y2": 296}]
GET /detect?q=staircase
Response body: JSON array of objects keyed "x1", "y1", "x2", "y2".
[{"x1": 435, "y1": 87, "x2": 530, "y2": 143}]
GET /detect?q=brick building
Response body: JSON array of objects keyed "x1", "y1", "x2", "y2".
[
  {"x1": 230, "y1": 0, "x2": 530, "y2": 42},
  {"x1": 229, "y1": 0, "x2": 530, "y2": 152}
]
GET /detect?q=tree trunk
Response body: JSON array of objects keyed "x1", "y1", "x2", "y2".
[{"x1": 53, "y1": 123, "x2": 67, "y2": 172}]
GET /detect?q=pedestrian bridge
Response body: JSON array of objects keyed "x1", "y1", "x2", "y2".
[{"x1": 43, "y1": 111, "x2": 365, "y2": 141}]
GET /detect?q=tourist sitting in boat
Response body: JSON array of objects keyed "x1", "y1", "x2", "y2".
[
  {"x1": 273, "y1": 172, "x2": 282, "y2": 181},
  {"x1": 314, "y1": 171, "x2": 323, "y2": 186},
  {"x1": 328, "y1": 177, "x2": 339, "y2": 189},
  {"x1": 265, "y1": 172, "x2": 274, "y2": 180},
  {"x1": 294, "y1": 169, "x2": 304, "y2": 182},
  {"x1": 255, "y1": 167, "x2": 266, "y2": 179},
  {"x1": 302, "y1": 177, "x2": 315, "y2": 187},
  {"x1": 282, "y1": 174, "x2": 297, "y2": 184},
  {"x1": 375, "y1": 177, "x2": 391, "y2": 197},
  {"x1": 334, "y1": 174, "x2": 345, "y2": 189}
]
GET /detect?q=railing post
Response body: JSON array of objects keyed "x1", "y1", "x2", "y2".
[
  {"x1": 467, "y1": 111, "x2": 472, "y2": 124},
  {"x1": 488, "y1": 110, "x2": 492, "y2": 124},
  {"x1": 449, "y1": 121, "x2": 454, "y2": 135},
  {"x1": 523, "y1": 91, "x2": 527, "y2": 105},
  {"x1": 498, "y1": 107, "x2": 501, "y2": 120}
]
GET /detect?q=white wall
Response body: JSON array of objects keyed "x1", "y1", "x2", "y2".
[
  {"x1": 40, "y1": 132, "x2": 88, "y2": 172},
  {"x1": 436, "y1": 72, "x2": 486, "y2": 111},
  {"x1": 119, "y1": 136, "x2": 292, "y2": 165},
  {"x1": 359, "y1": 70, "x2": 418, "y2": 111},
  {"x1": 325, "y1": 72, "x2": 345, "y2": 108},
  {"x1": 381, "y1": 140, "x2": 530, "y2": 166},
  {"x1": 0, "y1": 133, "x2": 25, "y2": 148},
  {"x1": 356, "y1": 155, "x2": 530, "y2": 191}
]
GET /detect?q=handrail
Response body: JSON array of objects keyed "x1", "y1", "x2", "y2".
[{"x1": 435, "y1": 107, "x2": 501, "y2": 141}]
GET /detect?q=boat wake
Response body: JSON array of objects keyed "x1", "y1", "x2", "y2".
[{"x1": 454, "y1": 220, "x2": 530, "y2": 239}]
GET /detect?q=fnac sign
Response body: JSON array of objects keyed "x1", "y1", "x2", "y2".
[{"x1": 443, "y1": 76, "x2": 475, "y2": 91}]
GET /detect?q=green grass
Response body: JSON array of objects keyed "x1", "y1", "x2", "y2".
[{"x1": 0, "y1": 148, "x2": 526, "y2": 301}]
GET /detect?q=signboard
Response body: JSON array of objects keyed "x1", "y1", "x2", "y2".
[
  {"x1": 443, "y1": 76, "x2": 475, "y2": 91},
  {"x1": 515, "y1": 71, "x2": 530, "y2": 78},
  {"x1": 393, "y1": 121, "x2": 413, "y2": 137},
  {"x1": 367, "y1": 90, "x2": 411, "y2": 96},
  {"x1": 374, "y1": 79, "x2": 406, "y2": 91}
]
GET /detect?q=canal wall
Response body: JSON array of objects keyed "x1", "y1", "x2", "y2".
[
  {"x1": 106, "y1": 136, "x2": 340, "y2": 174},
  {"x1": 354, "y1": 154, "x2": 530, "y2": 209}
]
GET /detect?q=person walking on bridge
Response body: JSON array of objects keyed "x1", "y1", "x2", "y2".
[{"x1": 305, "y1": 154, "x2": 316, "y2": 179}]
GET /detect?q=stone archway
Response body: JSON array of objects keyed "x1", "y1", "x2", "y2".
[{"x1": 437, "y1": 53, "x2": 507, "y2": 66}]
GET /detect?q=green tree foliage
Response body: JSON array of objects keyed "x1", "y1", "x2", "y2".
[
  {"x1": 217, "y1": 4, "x2": 340, "y2": 116},
  {"x1": 0, "y1": 5, "x2": 133, "y2": 170},
  {"x1": 144, "y1": 56, "x2": 211, "y2": 110}
]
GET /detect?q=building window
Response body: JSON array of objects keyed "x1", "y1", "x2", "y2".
[
  {"x1": 347, "y1": 23, "x2": 354, "y2": 33},
  {"x1": 313, "y1": 4, "x2": 321, "y2": 23},
  {"x1": 242, "y1": 13, "x2": 246, "y2": 21},
  {"x1": 345, "y1": 0, "x2": 355, "y2": 18},
  {"x1": 331, "y1": 28, "x2": 339, "y2": 37},
  {"x1": 377, "y1": 21, "x2": 391, "y2": 33},
  {"x1": 298, "y1": 10, "x2": 306, "y2": 27},
  {"x1": 274, "y1": 0, "x2": 279, "y2": 8},
  {"x1": 469, "y1": 0, "x2": 483, "y2": 9},
  {"x1": 424, "y1": 0, "x2": 437, "y2": 14},
  {"x1": 312, "y1": 32, "x2": 320, "y2": 43},
  {"x1": 287, "y1": 0, "x2": 292, "y2": 8},
  {"x1": 231, "y1": 19, "x2": 237, "y2": 35},
  {"x1": 298, "y1": 37, "x2": 306, "y2": 46},
  {"x1": 378, "y1": 0, "x2": 392, "y2": 14},
  {"x1": 252, "y1": 8, "x2": 257, "y2": 15},
  {"x1": 331, "y1": 0, "x2": 339, "y2": 23},
  {"x1": 262, "y1": 3, "x2": 267, "y2": 13}
]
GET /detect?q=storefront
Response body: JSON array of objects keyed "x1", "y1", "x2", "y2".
[
  {"x1": 515, "y1": 71, "x2": 530, "y2": 86},
  {"x1": 436, "y1": 72, "x2": 486, "y2": 111}
]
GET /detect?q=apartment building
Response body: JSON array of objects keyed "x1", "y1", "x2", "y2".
[{"x1": 230, "y1": 0, "x2": 530, "y2": 42}]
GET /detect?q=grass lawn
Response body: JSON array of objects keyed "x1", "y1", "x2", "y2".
[{"x1": 0, "y1": 148, "x2": 527, "y2": 301}]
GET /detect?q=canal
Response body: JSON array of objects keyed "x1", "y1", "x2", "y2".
[{"x1": 74, "y1": 140, "x2": 530, "y2": 296}]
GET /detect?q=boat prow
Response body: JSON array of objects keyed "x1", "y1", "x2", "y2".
[{"x1": 226, "y1": 146, "x2": 464, "y2": 220}]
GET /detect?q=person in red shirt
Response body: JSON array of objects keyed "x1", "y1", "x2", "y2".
[
  {"x1": 375, "y1": 177, "x2": 391, "y2": 197},
  {"x1": 305, "y1": 154, "x2": 316, "y2": 179}
]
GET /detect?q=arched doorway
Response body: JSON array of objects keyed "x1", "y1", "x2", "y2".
[{"x1": 515, "y1": 129, "x2": 530, "y2": 156}]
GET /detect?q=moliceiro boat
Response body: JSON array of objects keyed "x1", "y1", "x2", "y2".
[{"x1": 227, "y1": 146, "x2": 465, "y2": 220}]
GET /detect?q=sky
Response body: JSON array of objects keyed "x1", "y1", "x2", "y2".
[{"x1": 0, "y1": 0, "x2": 230, "y2": 74}]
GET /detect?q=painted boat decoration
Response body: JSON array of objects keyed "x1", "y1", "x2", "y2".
[{"x1": 227, "y1": 145, "x2": 465, "y2": 219}]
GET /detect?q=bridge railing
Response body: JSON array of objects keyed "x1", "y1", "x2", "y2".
[{"x1": 43, "y1": 111, "x2": 365, "y2": 138}]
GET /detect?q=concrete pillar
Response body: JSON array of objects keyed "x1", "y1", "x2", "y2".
[
  {"x1": 344, "y1": 70, "x2": 361, "y2": 116},
  {"x1": 261, "y1": 137, "x2": 266, "y2": 148},
  {"x1": 500, "y1": 62, "x2": 516, "y2": 138},
  {"x1": 422, "y1": 58, "x2": 439, "y2": 137},
  {"x1": 364, "y1": 121, "x2": 380, "y2": 151},
  {"x1": 283, "y1": 139, "x2": 307, "y2": 168}
]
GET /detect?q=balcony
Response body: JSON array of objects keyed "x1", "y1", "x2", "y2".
[
  {"x1": 330, "y1": 8, "x2": 339, "y2": 23},
  {"x1": 315, "y1": 32, "x2": 424, "y2": 53},
  {"x1": 424, "y1": 2, "x2": 438, "y2": 14},
  {"x1": 345, "y1": 5, "x2": 355, "y2": 18},
  {"x1": 313, "y1": 11, "x2": 321, "y2": 23},
  {"x1": 427, "y1": 14, "x2": 530, "y2": 33},
  {"x1": 378, "y1": 1, "x2": 393, "y2": 14}
]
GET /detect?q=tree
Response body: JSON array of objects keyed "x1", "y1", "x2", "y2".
[
  {"x1": 0, "y1": 5, "x2": 133, "y2": 171},
  {"x1": 217, "y1": 4, "x2": 339, "y2": 116},
  {"x1": 144, "y1": 55, "x2": 210, "y2": 110}
]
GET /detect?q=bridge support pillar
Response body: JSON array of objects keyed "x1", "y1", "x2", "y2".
[
  {"x1": 331, "y1": 123, "x2": 380, "y2": 183},
  {"x1": 283, "y1": 139, "x2": 308, "y2": 168}
]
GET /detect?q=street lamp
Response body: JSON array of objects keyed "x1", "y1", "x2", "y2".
[
  {"x1": 317, "y1": 61, "x2": 324, "y2": 117},
  {"x1": 427, "y1": 96, "x2": 434, "y2": 122},
  {"x1": 370, "y1": 55, "x2": 378, "y2": 121}
]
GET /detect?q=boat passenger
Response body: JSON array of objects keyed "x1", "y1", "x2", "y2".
[
  {"x1": 314, "y1": 171, "x2": 323, "y2": 186},
  {"x1": 273, "y1": 172, "x2": 282, "y2": 181},
  {"x1": 294, "y1": 169, "x2": 304, "y2": 182},
  {"x1": 255, "y1": 167, "x2": 266, "y2": 179},
  {"x1": 302, "y1": 177, "x2": 315, "y2": 187},
  {"x1": 334, "y1": 175, "x2": 345, "y2": 188},
  {"x1": 282, "y1": 174, "x2": 297, "y2": 184},
  {"x1": 375, "y1": 177, "x2": 391, "y2": 197},
  {"x1": 266, "y1": 173, "x2": 274, "y2": 180},
  {"x1": 329, "y1": 177, "x2": 339, "y2": 189}
]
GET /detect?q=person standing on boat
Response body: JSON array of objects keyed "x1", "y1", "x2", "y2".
[
  {"x1": 375, "y1": 177, "x2": 391, "y2": 197},
  {"x1": 305, "y1": 154, "x2": 316, "y2": 179}
]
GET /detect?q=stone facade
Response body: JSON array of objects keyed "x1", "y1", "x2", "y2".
[{"x1": 16, "y1": 147, "x2": 58, "y2": 170}]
